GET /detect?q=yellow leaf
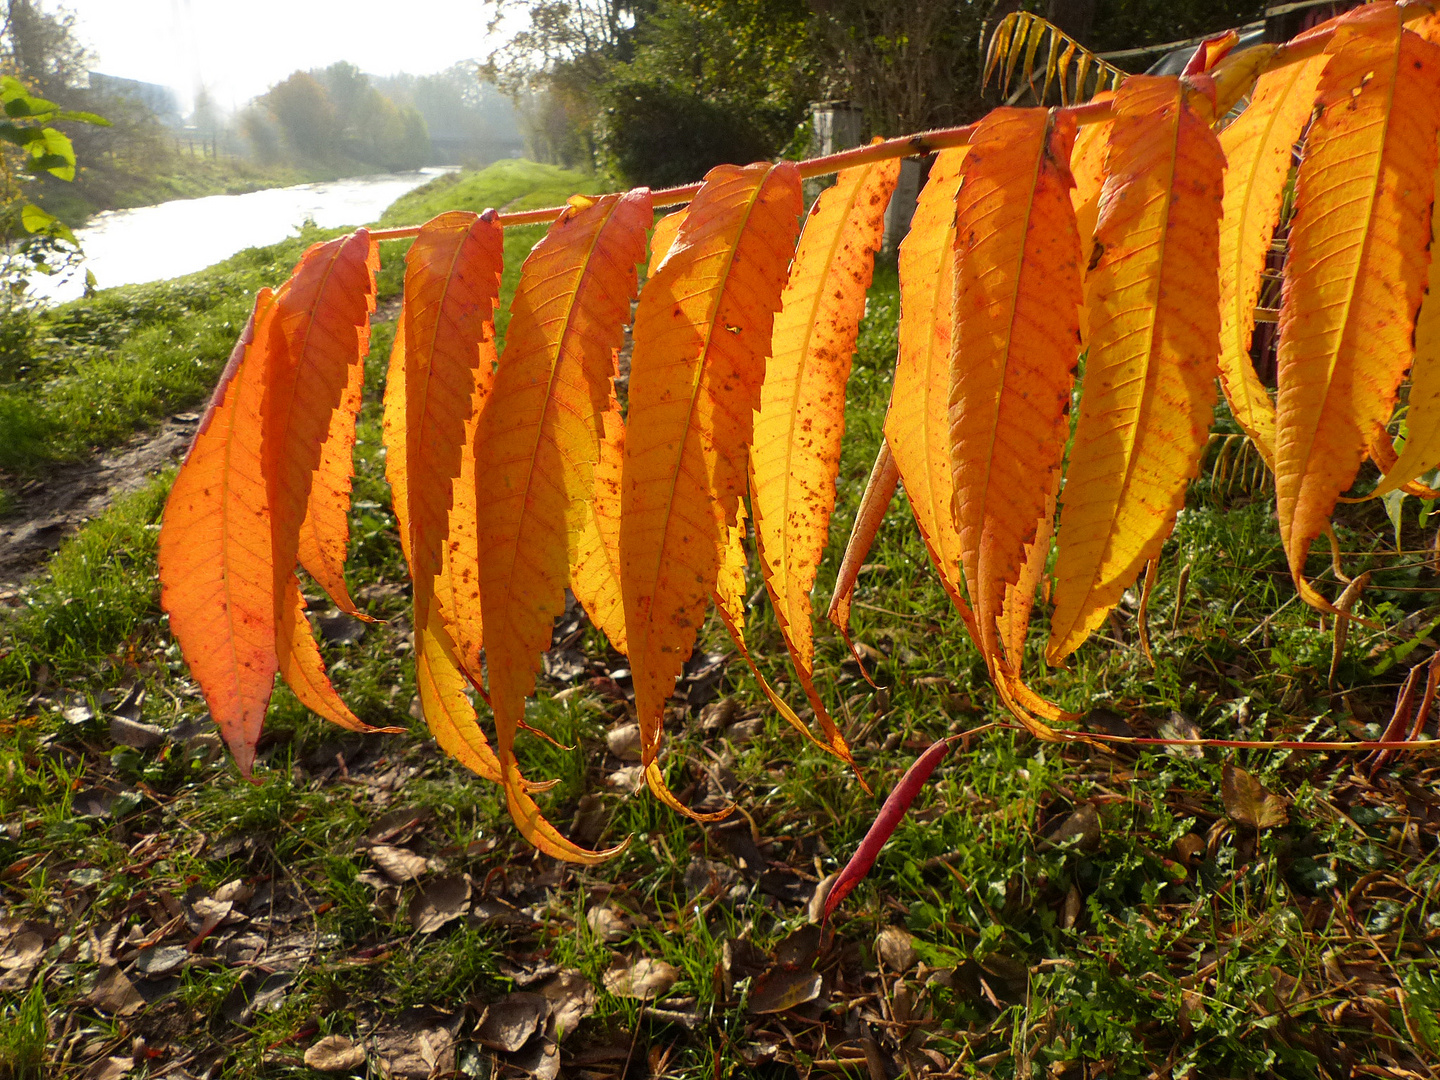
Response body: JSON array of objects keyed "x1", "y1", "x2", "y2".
[
  {"x1": 383, "y1": 211, "x2": 506, "y2": 782},
  {"x1": 1216, "y1": 56, "x2": 1327, "y2": 466},
  {"x1": 949, "y1": 107, "x2": 1081, "y2": 690},
  {"x1": 751, "y1": 155, "x2": 897, "y2": 767},
  {"x1": 476, "y1": 190, "x2": 651, "y2": 862},
  {"x1": 620, "y1": 162, "x2": 801, "y2": 774},
  {"x1": 888, "y1": 147, "x2": 979, "y2": 637},
  {"x1": 1048, "y1": 75, "x2": 1225, "y2": 663},
  {"x1": 1274, "y1": 6, "x2": 1440, "y2": 609}
]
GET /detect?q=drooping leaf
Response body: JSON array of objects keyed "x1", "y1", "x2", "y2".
[
  {"x1": 751, "y1": 155, "x2": 897, "y2": 767},
  {"x1": 948, "y1": 108, "x2": 1081, "y2": 696},
  {"x1": 276, "y1": 575, "x2": 400, "y2": 734},
  {"x1": 476, "y1": 190, "x2": 650, "y2": 862},
  {"x1": 262, "y1": 231, "x2": 379, "y2": 715},
  {"x1": 827, "y1": 437, "x2": 899, "y2": 664},
  {"x1": 570, "y1": 406, "x2": 628, "y2": 652},
  {"x1": 999, "y1": 487, "x2": 1057, "y2": 671},
  {"x1": 648, "y1": 209, "x2": 687, "y2": 276},
  {"x1": 1048, "y1": 75, "x2": 1226, "y2": 663},
  {"x1": 1215, "y1": 55, "x2": 1327, "y2": 466},
  {"x1": 1371, "y1": 138, "x2": 1440, "y2": 499},
  {"x1": 620, "y1": 162, "x2": 802, "y2": 790},
  {"x1": 713, "y1": 495, "x2": 865, "y2": 784},
  {"x1": 1274, "y1": 7, "x2": 1440, "y2": 609},
  {"x1": 823, "y1": 736, "x2": 954, "y2": 922},
  {"x1": 888, "y1": 147, "x2": 979, "y2": 639},
  {"x1": 158, "y1": 292, "x2": 280, "y2": 778},
  {"x1": 383, "y1": 211, "x2": 505, "y2": 782}
]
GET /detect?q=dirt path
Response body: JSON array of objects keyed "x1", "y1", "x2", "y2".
[{"x1": 0, "y1": 413, "x2": 197, "y2": 599}]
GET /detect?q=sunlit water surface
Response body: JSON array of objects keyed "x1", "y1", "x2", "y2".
[{"x1": 33, "y1": 167, "x2": 452, "y2": 304}]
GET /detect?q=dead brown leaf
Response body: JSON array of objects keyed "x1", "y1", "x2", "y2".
[
  {"x1": 304, "y1": 1034, "x2": 367, "y2": 1072},
  {"x1": 475, "y1": 992, "x2": 548, "y2": 1052},
  {"x1": 603, "y1": 957, "x2": 678, "y2": 1001},
  {"x1": 410, "y1": 875, "x2": 471, "y2": 934},
  {"x1": 368, "y1": 845, "x2": 429, "y2": 884},
  {"x1": 88, "y1": 964, "x2": 144, "y2": 1016},
  {"x1": 1222, "y1": 764, "x2": 1289, "y2": 830}
]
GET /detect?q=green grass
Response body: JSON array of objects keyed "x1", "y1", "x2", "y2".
[{"x1": 2, "y1": 173, "x2": 1438, "y2": 1078}]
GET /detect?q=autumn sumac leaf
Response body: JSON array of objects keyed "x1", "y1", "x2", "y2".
[
  {"x1": 476, "y1": 189, "x2": 650, "y2": 862},
  {"x1": 823, "y1": 736, "x2": 954, "y2": 921},
  {"x1": 620, "y1": 162, "x2": 801, "y2": 797},
  {"x1": 888, "y1": 147, "x2": 978, "y2": 638},
  {"x1": 1215, "y1": 56, "x2": 1326, "y2": 466},
  {"x1": 1275, "y1": 10, "x2": 1440, "y2": 610},
  {"x1": 383, "y1": 211, "x2": 505, "y2": 782},
  {"x1": 1048, "y1": 75, "x2": 1225, "y2": 664},
  {"x1": 570, "y1": 407, "x2": 628, "y2": 652},
  {"x1": 999, "y1": 488, "x2": 1057, "y2": 671},
  {"x1": 827, "y1": 437, "x2": 899, "y2": 670},
  {"x1": 648, "y1": 209, "x2": 686, "y2": 276},
  {"x1": 261, "y1": 231, "x2": 379, "y2": 719},
  {"x1": 948, "y1": 108, "x2": 1081, "y2": 714},
  {"x1": 159, "y1": 292, "x2": 280, "y2": 778},
  {"x1": 751, "y1": 154, "x2": 897, "y2": 767}
]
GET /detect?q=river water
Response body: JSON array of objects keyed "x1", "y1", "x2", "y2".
[{"x1": 33, "y1": 167, "x2": 453, "y2": 304}]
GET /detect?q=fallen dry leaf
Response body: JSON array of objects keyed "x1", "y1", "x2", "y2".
[
  {"x1": 304, "y1": 1034, "x2": 367, "y2": 1072},
  {"x1": 1222, "y1": 763, "x2": 1289, "y2": 829},
  {"x1": 83, "y1": 1056, "x2": 133, "y2": 1080},
  {"x1": 0, "y1": 930, "x2": 43, "y2": 991},
  {"x1": 475, "y1": 992, "x2": 548, "y2": 1052},
  {"x1": 410, "y1": 875, "x2": 471, "y2": 933},
  {"x1": 585, "y1": 906, "x2": 628, "y2": 944},
  {"x1": 603, "y1": 957, "x2": 678, "y2": 1000},
  {"x1": 540, "y1": 969, "x2": 595, "y2": 1041},
  {"x1": 748, "y1": 968, "x2": 823, "y2": 1014},
  {"x1": 368, "y1": 844, "x2": 429, "y2": 883},
  {"x1": 134, "y1": 944, "x2": 187, "y2": 978},
  {"x1": 88, "y1": 964, "x2": 144, "y2": 1016},
  {"x1": 372, "y1": 1007, "x2": 459, "y2": 1079},
  {"x1": 606, "y1": 723, "x2": 643, "y2": 761},
  {"x1": 875, "y1": 926, "x2": 917, "y2": 972},
  {"x1": 1159, "y1": 712, "x2": 1204, "y2": 759}
]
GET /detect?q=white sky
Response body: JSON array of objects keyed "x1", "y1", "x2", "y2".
[{"x1": 55, "y1": 0, "x2": 506, "y2": 113}]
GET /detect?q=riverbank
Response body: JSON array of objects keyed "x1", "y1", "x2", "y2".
[{"x1": 0, "y1": 159, "x2": 595, "y2": 510}]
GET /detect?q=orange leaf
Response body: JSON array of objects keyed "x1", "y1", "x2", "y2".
[
  {"x1": 262, "y1": 231, "x2": 379, "y2": 716},
  {"x1": 1274, "y1": 8, "x2": 1440, "y2": 609},
  {"x1": 648, "y1": 209, "x2": 687, "y2": 276},
  {"x1": 620, "y1": 162, "x2": 801, "y2": 771},
  {"x1": 713, "y1": 501, "x2": 865, "y2": 790},
  {"x1": 948, "y1": 108, "x2": 1081, "y2": 684},
  {"x1": 888, "y1": 148, "x2": 979, "y2": 639},
  {"x1": 159, "y1": 291, "x2": 280, "y2": 778},
  {"x1": 1070, "y1": 90, "x2": 1112, "y2": 347},
  {"x1": 1048, "y1": 75, "x2": 1225, "y2": 663},
  {"x1": 1216, "y1": 55, "x2": 1327, "y2": 466},
  {"x1": 827, "y1": 437, "x2": 899, "y2": 671},
  {"x1": 999, "y1": 487, "x2": 1057, "y2": 672},
  {"x1": 571, "y1": 405, "x2": 628, "y2": 652},
  {"x1": 751, "y1": 155, "x2": 897, "y2": 767},
  {"x1": 476, "y1": 190, "x2": 650, "y2": 862},
  {"x1": 383, "y1": 211, "x2": 505, "y2": 782},
  {"x1": 275, "y1": 575, "x2": 400, "y2": 734}
]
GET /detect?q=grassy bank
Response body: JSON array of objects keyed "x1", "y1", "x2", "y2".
[
  {"x1": 1, "y1": 162, "x2": 1438, "y2": 1079},
  {"x1": 0, "y1": 159, "x2": 596, "y2": 492},
  {"x1": 38, "y1": 152, "x2": 402, "y2": 230}
]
